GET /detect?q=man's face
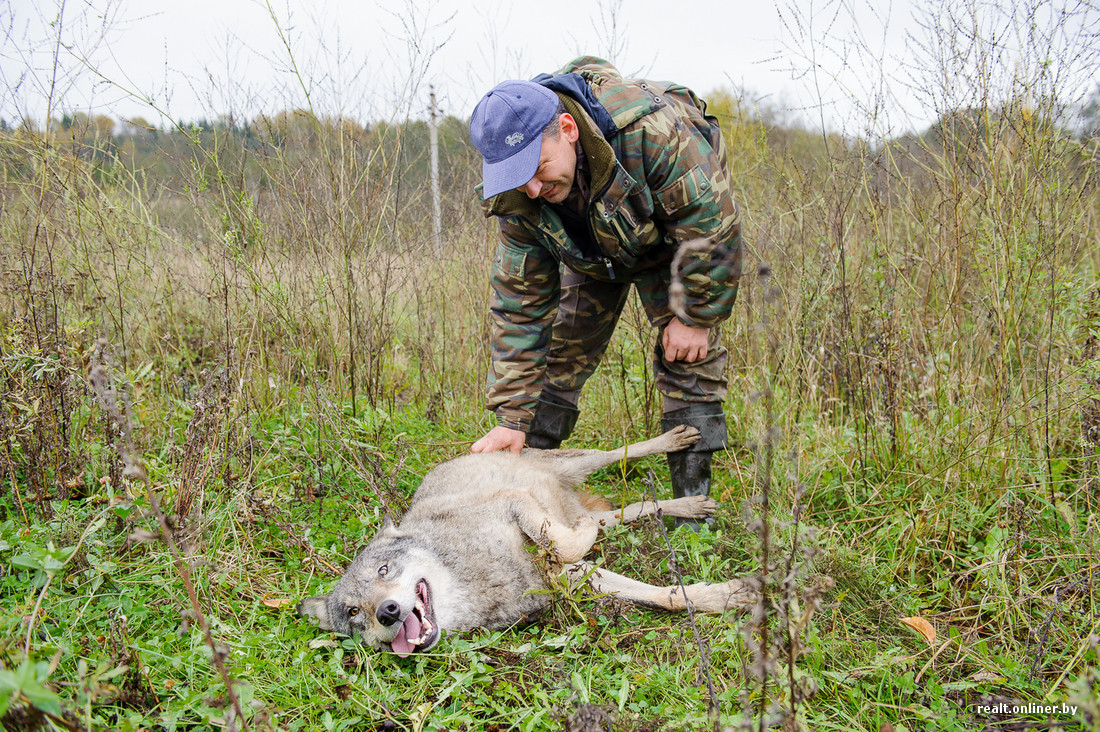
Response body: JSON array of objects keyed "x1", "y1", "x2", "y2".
[{"x1": 519, "y1": 113, "x2": 579, "y2": 204}]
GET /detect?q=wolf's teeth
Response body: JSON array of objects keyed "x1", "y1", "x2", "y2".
[{"x1": 410, "y1": 618, "x2": 433, "y2": 644}]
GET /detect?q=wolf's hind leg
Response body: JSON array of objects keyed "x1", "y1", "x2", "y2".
[
  {"x1": 564, "y1": 561, "x2": 756, "y2": 612},
  {"x1": 588, "y1": 495, "x2": 717, "y2": 529},
  {"x1": 525, "y1": 426, "x2": 702, "y2": 488}
]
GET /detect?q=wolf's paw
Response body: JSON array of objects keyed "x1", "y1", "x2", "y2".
[
  {"x1": 662, "y1": 495, "x2": 718, "y2": 518},
  {"x1": 690, "y1": 579, "x2": 758, "y2": 613},
  {"x1": 662, "y1": 425, "x2": 701, "y2": 452},
  {"x1": 686, "y1": 495, "x2": 718, "y2": 517}
]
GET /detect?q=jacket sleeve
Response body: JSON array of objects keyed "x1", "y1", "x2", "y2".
[
  {"x1": 636, "y1": 97, "x2": 742, "y2": 329},
  {"x1": 485, "y1": 219, "x2": 561, "y2": 430}
]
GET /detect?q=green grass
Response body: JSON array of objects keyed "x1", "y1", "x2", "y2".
[{"x1": 2, "y1": 392, "x2": 1097, "y2": 731}]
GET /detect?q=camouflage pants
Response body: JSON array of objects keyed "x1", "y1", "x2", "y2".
[{"x1": 543, "y1": 263, "x2": 728, "y2": 407}]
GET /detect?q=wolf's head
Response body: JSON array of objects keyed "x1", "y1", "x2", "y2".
[{"x1": 298, "y1": 517, "x2": 445, "y2": 656}]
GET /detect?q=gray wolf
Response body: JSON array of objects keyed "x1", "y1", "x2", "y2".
[{"x1": 298, "y1": 426, "x2": 754, "y2": 655}]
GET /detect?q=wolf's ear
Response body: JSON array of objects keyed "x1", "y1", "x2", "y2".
[
  {"x1": 297, "y1": 596, "x2": 334, "y2": 631},
  {"x1": 380, "y1": 513, "x2": 396, "y2": 532}
]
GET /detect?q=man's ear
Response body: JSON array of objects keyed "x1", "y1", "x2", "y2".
[
  {"x1": 559, "y1": 112, "x2": 579, "y2": 143},
  {"x1": 298, "y1": 596, "x2": 334, "y2": 631}
]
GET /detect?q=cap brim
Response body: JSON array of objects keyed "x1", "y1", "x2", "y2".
[{"x1": 481, "y1": 136, "x2": 542, "y2": 199}]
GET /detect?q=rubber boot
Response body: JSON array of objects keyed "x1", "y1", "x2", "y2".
[
  {"x1": 525, "y1": 392, "x2": 580, "y2": 449},
  {"x1": 661, "y1": 403, "x2": 728, "y2": 531}
]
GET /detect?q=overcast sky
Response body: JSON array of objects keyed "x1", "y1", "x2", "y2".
[{"x1": 2, "y1": 0, "x2": 1098, "y2": 136}]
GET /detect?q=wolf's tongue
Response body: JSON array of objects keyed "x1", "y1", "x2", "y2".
[{"x1": 391, "y1": 612, "x2": 423, "y2": 657}]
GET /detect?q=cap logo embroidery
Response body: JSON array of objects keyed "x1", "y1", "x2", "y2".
[{"x1": 505, "y1": 132, "x2": 525, "y2": 147}]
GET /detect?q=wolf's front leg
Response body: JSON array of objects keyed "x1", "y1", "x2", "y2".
[{"x1": 510, "y1": 492, "x2": 599, "y2": 564}]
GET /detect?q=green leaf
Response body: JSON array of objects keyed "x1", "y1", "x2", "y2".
[
  {"x1": 0, "y1": 660, "x2": 63, "y2": 718},
  {"x1": 0, "y1": 689, "x2": 13, "y2": 718},
  {"x1": 617, "y1": 674, "x2": 630, "y2": 711},
  {"x1": 97, "y1": 665, "x2": 131, "y2": 682},
  {"x1": 571, "y1": 671, "x2": 589, "y2": 704},
  {"x1": 9, "y1": 554, "x2": 44, "y2": 571},
  {"x1": 20, "y1": 682, "x2": 63, "y2": 718}
]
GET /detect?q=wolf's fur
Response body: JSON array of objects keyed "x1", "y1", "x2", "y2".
[{"x1": 298, "y1": 426, "x2": 754, "y2": 655}]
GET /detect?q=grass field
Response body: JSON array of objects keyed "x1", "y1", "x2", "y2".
[{"x1": 2, "y1": 361, "x2": 1098, "y2": 730}]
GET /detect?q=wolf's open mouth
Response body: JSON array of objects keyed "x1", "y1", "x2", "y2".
[{"x1": 389, "y1": 580, "x2": 438, "y2": 657}]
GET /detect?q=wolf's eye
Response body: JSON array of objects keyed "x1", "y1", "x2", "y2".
[
  {"x1": 378, "y1": 565, "x2": 389, "y2": 578},
  {"x1": 348, "y1": 607, "x2": 359, "y2": 617}
]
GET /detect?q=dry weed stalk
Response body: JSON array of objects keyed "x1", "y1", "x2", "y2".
[
  {"x1": 86, "y1": 339, "x2": 251, "y2": 731},
  {"x1": 738, "y1": 260, "x2": 832, "y2": 731},
  {"x1": 172, "y1": 366, "x2": 234, "y2": 519},
  {"x1": 642, "y1": 470, "x2": 721, "y2": 730}
]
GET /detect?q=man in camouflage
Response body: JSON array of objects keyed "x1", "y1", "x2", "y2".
[{"x1": 468, "y1": 57, "x2": 742, "y2": 528}]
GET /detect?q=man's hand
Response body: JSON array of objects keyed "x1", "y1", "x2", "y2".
[
  {"x1": 471, "y1": 425, "x2": 526, "y2": 454},
  {"x1": 662, "y1": 319, "x2": 710, "y2": 363}
]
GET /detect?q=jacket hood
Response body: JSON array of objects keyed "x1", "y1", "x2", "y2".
[{"x1": 531, "y1": 71, "x2": 619, "y2": 139}]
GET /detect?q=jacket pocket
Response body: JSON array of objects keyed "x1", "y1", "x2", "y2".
[
  {"x1": 652, "y1": 167, "x2": 723, "y2": 240},
  {"x1": 491, "y1": 244, "x2": 559, "y2": 314},
  {"x1": 654, "y1": 167, "x2": 712, "y2": 216}
]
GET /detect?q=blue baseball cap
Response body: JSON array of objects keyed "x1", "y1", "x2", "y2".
[{"x1": 469, "y1": 80, "x2": 560, "y2": 199}]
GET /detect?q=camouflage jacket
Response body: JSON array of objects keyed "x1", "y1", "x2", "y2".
[{"x1": 481, "y1": 57, "x2": 742, "y2": 430}]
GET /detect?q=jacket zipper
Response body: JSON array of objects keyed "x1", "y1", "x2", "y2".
[{"x1": 587, "y1": 171, "x2": 619, "y2": 281}]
